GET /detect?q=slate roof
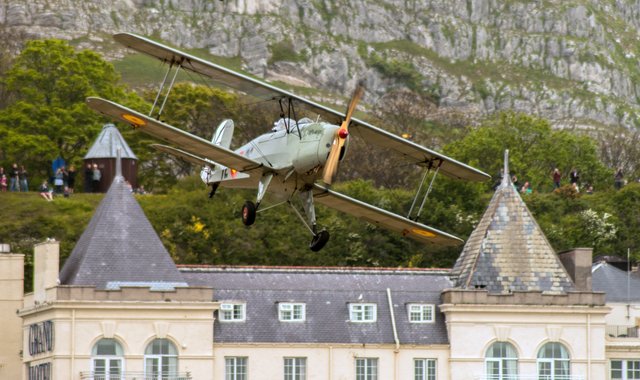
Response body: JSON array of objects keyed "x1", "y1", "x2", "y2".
[
  {"x1": 450, "y1": 152, "x2": 574, "y2": 294},
  {"x1": 180, "y1": 266, "x2": 451, "y2": 345},
  {"x1": 59, "y1": 175, "x2": 186, "y2": 289},
  {"x1": 84, "y1": 123, "x2": 138, "y2": 160},
  {"x1": 592, "y1": 262, "x2": 640, "y2": 302}
]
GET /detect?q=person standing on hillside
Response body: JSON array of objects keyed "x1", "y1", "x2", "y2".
[
  {"x1": 569, "y1": 168, "x2": 579, "y2": 187},
  {"x1": 67, "y1": 165, "x2": 77, "y2": 194},
  {"x1": 9, "y1": 163, "x2": 19, "y2": 192},
  {"x1": 91, "y1": 163, "x2": 101, "y2": 193},
  {"x1": 552, "y1": 168, "x2": 562, "y2": 189},
  {"x1": 19, "y1": 165, "x2": 29, "y2": 192},
  {"x1": 84, "y1": 163, "x2": 93, "y2": 193},
  {"x1": 614, "y1": 168, "x2": 624, "y2": 190}
]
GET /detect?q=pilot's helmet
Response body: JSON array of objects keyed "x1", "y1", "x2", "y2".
[{"x1": 272, "y1": 118, "x2": 293, "y2": 131}]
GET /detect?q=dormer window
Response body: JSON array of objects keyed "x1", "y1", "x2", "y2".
[
  {"x1": 219, "y1": 303, "x2": 245, "y2": 322},
  {"x1": 408, "y1": 304, "x2": 435, "y2": 323},
  {"x1": 349, "y1": 303, "x2": 377, "y2": 322},
  {"x1": 279, "y1": 303, "x2": 306, "y2": 322}
]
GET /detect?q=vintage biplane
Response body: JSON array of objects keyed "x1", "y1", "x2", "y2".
[{"x1": 87, "y1": 33, "x2": 490, "y2": 251}]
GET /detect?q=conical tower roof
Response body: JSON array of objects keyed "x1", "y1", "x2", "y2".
[
  {"x1": 59, "y1": 170, "x2": 186, "y2": 290},
  {"x1": 451, "y1": 151, "x2": 574, "y2": 294},
  {"x1": 84, "y1": 123, "x2": 137, "y2": 160}
]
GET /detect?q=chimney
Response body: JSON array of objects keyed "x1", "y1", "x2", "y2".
[
  {"x1": 34, "y1": 240, "x2": 60, "y2": 303},
  {"x1": 558, "y1": 248, "x2": 593, "y2": 291}
]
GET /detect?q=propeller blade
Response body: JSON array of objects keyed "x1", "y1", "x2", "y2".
[{"x1": 322, "y1": 84, "x2": 365, "y2": 185}]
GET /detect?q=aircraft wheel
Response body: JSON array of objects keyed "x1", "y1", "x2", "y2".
[
  {"x1": 241, "y1": 201, "x2": 256, "y2": 226},
  {"x1": 309, "y1": 230, "x2": 330, "y2": 252}
]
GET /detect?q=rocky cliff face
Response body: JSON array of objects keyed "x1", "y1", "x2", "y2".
[{"x1": 2, "y1": 0, "x2": 640, "y2": 129}]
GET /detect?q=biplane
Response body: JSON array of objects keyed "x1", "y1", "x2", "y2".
[{"x1": 87, "y1": 33, "x2": 490, "y2": 251}]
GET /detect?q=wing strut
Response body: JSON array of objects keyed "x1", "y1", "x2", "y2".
[
  {"x1": 277, "y1": 97, "x2": 302, "y2": 138},
  {"x1": 149, "y1": 59, "x2": 183, "y2": 119},
  {"x1": 407, "y1": 158, "x2": 443, "y2": 221}
]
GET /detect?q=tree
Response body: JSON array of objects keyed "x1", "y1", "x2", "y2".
[
  {"x1": 0, "y1": 39, "x2": 141, "y2": 184},
  {"x1": 444, "y1": 111, "x2": 611, "y2": 192}
]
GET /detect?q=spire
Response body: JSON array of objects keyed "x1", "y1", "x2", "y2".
[
  {"x1": 501, "y1": 149, "x2": 510, "y2": 188},
  {"x1": 59, "y1": 171, "x2": 186, "y2": 290},
  {"x1": 450, "y1": 150, "x2": 574, "y2": 294}
]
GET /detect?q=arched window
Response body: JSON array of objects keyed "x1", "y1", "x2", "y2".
[
  {"x1": 92, "y1": 338, "x2": 124, "y2": 380},
  {"x1": 537, "y1": 342, "x2": 570, "y2": 380},
  {"x1": 144, "y1": 339, "x2": 178, "y2": 379},
  {"x1": 485, "y1": 342, "x2": 518, "y2": 380}
]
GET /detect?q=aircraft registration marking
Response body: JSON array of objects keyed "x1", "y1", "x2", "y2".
[{"x1": 122, "y1": 113, "x2": 146, "y2": 127}]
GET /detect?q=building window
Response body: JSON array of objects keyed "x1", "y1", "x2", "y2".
[
  {"x1": 356, "y1": 358, "x2": 378, "y2": 380},
  {"x1": 284, "y1": 357, "x2": 306, "y2": 380},
  {"x1": 279, "y1": 303, "x2": 306, "y2": 322},
  {"x1": 414, "y1": 358, "x2": 436, "y2": 380},
  {"x1": 485, "y1": 342, "x2": 518, "y2": 380},
  {"x1": 226, "y1": 357, "x2": 247, "y2": 380},
  {"x1": 220, "y1": 303, "x2": 246, "y2": 322},
  {"x1": 611, "y1": 359, "x2": 640, "y2": 379},
  {"x1": 349, "y1": 303, "x2": 377, "y2": 322},
  {"x1": 144, "y1": 339, "x2": 178, "y2": 379},
  {"x1": 92, "y1": 338, "x2": 124, "y2": 380},
  {"x1": 537, "y1": 342, "x2": 570, "y2": 380},
  {"x1": 408, "y1": 304, "x2": 435, "y2": 323}
]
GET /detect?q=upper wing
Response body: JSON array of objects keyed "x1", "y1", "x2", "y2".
[
  {"x1": 313, "y1": 184, "x2": 463, "y2": 246},
  {"x1": 86, "y1": 97, "x2": 265, "y2": 173},
  {"x1": 113, "y1": 32, "x2": 490, "y2": 182}
]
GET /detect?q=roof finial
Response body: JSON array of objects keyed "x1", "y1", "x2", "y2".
[
  {"x1": 502, "y1": 149, "x2": 510, "y2": 187},
  {"x1": 115, "y1": 147, "x2": 123, "y2": 181}
]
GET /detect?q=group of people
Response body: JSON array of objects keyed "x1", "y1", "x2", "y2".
[
  {"x1": 0, "y1": 163, "x2": 29, "y2": 192},
  {"x1": 39, "y1": 163, "x2": 102, "y2": 201}
]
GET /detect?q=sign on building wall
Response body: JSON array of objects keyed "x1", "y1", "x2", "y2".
[
  {"x1": 28, "y1": 362, "x2": 51, "y2": 380},
  {"x1": 27, "y1": 321, "x2": 54, "y2": 380},
  {"x1": 28, "y1": 321, "x2": 54, "y2": 356}
]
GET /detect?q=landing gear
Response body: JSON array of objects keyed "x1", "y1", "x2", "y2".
[
  {"x1": 309, "y1": 230, "x2": 330, "y2": 252},
  {"x1": 241, "y1": 201, "x2": 256, "y2": 226}
]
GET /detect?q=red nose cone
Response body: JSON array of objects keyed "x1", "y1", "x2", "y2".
[{"x1": 338, "y1": 128, "x2": 349, "y2": 139}]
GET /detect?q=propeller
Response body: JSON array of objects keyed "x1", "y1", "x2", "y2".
[{"x1": 322, "y1": 83, "x2": 365, "y2": 185}]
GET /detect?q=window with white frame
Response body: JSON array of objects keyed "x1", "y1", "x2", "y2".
[
  {"x1": 144, "y1": 339, "x2": 178, "y2": 380},
  {"x1": 92, "y1": 338, "x2": 124, "y2": 380},
  {"x1": 408, "y1": 304, "x2": 435, "y2": 323},
  {"x1": 355, "y1": 357, "x2": 378, "y2": 380},
  {"x1": 225, "y1": 356, "x2": 247, "y2": 380},
  {"x1": 349, "y1": 303, "x2": 377, "y2": 322},
  {"x1": 219, "y1": 303, "x2": 246, "y2": 322},
  {"x1": 611, "y1": 359, "x2": 640, "y2": 379},
  {"x1": 284, "y1": 357, "x2": 306, "y2": 380},
  {"x1": 279, "y1": 303, "x2": 306, "y2": 322},
  {"x1": 414, "y1": 358, "x2": 436, "y2": 380},
  {"x1": 537, "y1": 342, "x2": 570, "y2": 380},
  {"x1": 486, "y1": 342, "x2": 518, "y2": 380}
]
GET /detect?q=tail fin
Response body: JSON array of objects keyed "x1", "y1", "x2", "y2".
[{"x1": 212, "y1": 119, "x2": 234, "y2": 148}]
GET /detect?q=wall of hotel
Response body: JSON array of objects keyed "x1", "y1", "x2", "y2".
[
  {"x1": 212, "y1": 344, "x2": 450, "y2": 380},
  {"x1": 21, "y1": 303, "x2": 216, "y2": 379},
  {"x1": 0, "y1": 247, "x2": 24, "y2": 380},
  {"x1": 443, "y1": 304, "x2": 609, "y2": 380}
]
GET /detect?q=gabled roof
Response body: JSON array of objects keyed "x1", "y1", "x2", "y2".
[
  {"x1": 84, "y1": 123, "x2": 137, "y2": 160},
  {"x1": 592, "y1": 262, "x2": 640, "y2": 302},
  {"x1": 181, "y1": 266, "x2": 451, "y2": 345},
  {"x1": 450, "y1": 151, "x2": 574, "y2": 294},
  {"x1": 59, "y1": 175, "x2": 186, "y2": 289}
]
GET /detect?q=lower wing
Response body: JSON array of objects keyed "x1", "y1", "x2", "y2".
[{"x1": 313, "y1": 184, "x2": 463, "y2": 246}]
